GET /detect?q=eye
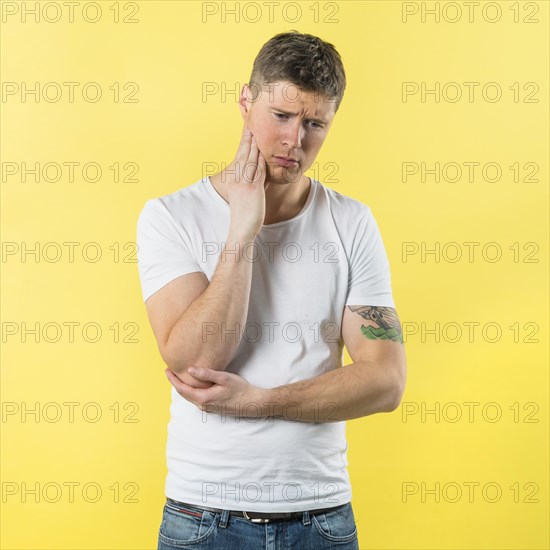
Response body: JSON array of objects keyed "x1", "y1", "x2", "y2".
[{"x1": 274, "y1": 112, "x2": 323, "y2": 129}]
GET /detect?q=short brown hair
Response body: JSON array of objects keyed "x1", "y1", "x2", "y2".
[{"x1": 248, "y1": 30, "x2": 347, "y2": 112}]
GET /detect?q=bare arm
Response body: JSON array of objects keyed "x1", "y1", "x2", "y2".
[
  {"x1": 168, "y1": 305, "x2": 407, "y2": 420},
  {"x1": 258, "y1": 356, "x2": 402, "y2": 422},
  {"x1": 259, "y1": 305, "x2": 406, "y2": 421},
  {"x1": 144, "y1": 123, "x2": 268, "y2": 388},
  {"x1": 160, "y1": 229, "x2": 255, "y2": 376}
]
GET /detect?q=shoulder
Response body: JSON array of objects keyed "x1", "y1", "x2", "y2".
[
  {"x1": 137, "y1": 178, "x2": 208, "y2": 223},
  {"x1": 318, "y1": 181, "x2": 374, "y2": 232}
]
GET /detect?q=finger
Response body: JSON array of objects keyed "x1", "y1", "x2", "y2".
[
  {"x1": 236, "y1": 122, "x2": 253, "y2": 166},
  {"x1": 252, "y1": 150, "x2": 265, "y2": 186},
  {"x1": 164, "y1": 368, "x2": 183, "y2": 383},
  {"x1": 165, "y1": 369, "x2": 198, "y2": 398},
  {"x1": 245, "y1": 136, "x2": 260, "y2": 183},
  {"x1": 188, "y1": 367, "x2": 226, "y2": 384},
  {"x1": 258, "y1": 153, "x2": 269, "y2": 189}
]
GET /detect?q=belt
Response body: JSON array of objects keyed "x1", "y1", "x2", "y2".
[{"x1": 166, "y1": 497, "x2": 346, "y2": 524}]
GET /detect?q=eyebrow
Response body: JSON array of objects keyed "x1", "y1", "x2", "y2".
[{"x1": 271, "y1": 108, "x2": 328, "y2": 125}]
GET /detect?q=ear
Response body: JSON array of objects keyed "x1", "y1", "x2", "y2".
[{"x1": 239, "y1": 83, "x2": 253, "y2": 119}]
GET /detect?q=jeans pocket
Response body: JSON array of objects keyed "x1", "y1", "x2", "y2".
[
  {"x1": 312, "y1": 503, "x2": 358, "y2": 543},
  {"x1": 158, "y1": 502, "x2": 217, "y2": 547}
]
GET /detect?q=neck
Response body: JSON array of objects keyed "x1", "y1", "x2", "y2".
[{"x1": 209, "y1": 171, "x2": 311, "y2": 226}]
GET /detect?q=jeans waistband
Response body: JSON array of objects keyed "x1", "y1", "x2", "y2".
[{"x1": 166, "y1": 497, "x2": 348, "y2": 524}]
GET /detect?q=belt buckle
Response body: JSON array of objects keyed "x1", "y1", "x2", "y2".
[{"x1": 243, "y1": 511, "x2": 271, "y2": 523}]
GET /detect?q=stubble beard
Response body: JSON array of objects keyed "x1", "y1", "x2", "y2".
[{"x1": 265, "y1": 164, "x2": 304, "y2": 186}]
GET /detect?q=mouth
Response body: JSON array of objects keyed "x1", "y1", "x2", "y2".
[{"x1": 273, "y1": 156, "x2": 299, "y2": 167}]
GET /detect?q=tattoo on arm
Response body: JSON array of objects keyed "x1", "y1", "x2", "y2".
[{"x1": 347, "y1": 305, "x2": 403, "y2": 344}]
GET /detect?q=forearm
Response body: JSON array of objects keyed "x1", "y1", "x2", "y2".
[
  {"x1": 258, "y1": 359, "x2": 403, "y2": 422},
  {"x1": 164, "y1": 227, "x2": 254, "y2": 376}
]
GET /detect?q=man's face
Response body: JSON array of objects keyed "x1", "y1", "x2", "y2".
[{"x1": 240, "y1": 80, "x2": 337, "y2": 184}]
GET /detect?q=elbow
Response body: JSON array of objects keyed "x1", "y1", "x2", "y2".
[
  {"x1": 160, "y1": 341, "x2": 228, "y2": 376},
  {"x1": 385, "y1": 367, "x2": 407, "y2": 412},
  {"x1": 386, "y1": 387, "x2": 404, "y2": 412},
  {"x1": 158, "y1": 340, "x2": 190, "y2": 376}
]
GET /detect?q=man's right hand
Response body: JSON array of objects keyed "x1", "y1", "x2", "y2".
[{"x1": 225, "y1": 122, "x2": 269, "y2": 241}]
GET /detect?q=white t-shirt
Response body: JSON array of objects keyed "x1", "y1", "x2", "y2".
[{"x1": 136, "y1": 175, "x2": 395, "y2": 512}]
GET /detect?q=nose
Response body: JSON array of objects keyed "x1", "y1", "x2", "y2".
[{"x1": 281, "y1": 119, "x2": 304, "y2": 150}]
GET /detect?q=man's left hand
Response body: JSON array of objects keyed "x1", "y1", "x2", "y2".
[{"x1": 164, "y1": 367, "x2": 267, "y2": 418}]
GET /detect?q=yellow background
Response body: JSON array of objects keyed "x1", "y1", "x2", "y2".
[{"x1": 1, "y1": 1, "x2": 548, "y2": 548}]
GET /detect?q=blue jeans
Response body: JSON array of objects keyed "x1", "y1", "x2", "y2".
[{"x1": 157, "y1": 499, "x2": 359, "y2": 549}]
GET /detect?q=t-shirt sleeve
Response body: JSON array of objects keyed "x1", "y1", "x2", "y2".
[
  {"x1": 345, "y1": 206, "x2": 395, "y2": 308},
  {"x1": 136, "y1": 198, "x2": 203, "y2": 303}
]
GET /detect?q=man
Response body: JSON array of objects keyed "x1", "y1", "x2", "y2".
[{"x1": 137, "y1": 30, "x2": 406, "y2": 550}]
